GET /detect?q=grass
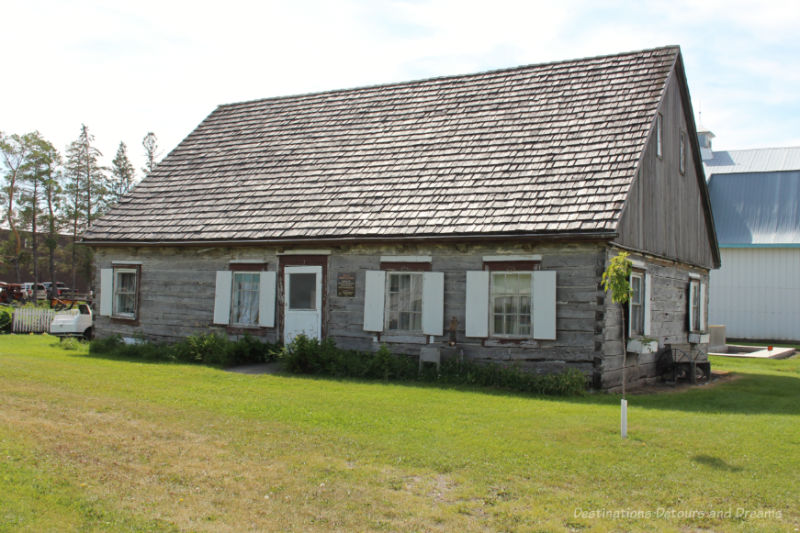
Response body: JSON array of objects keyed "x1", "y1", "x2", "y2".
[{"x1": 1, "y1": 334, "x2": 799, "y2": 532}]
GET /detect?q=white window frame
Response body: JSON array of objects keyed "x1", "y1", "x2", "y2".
[
  {"x1": 688, "y1": 277, "x2": 706, "y2": 333},
  {"x1": 230, "y1": 271, "x2": 261, "y2": 327},
  {"x1": 384, "y1": 271, "x2": 424, "y2": 333},
  {"x1": 465, "y1": 269, "x2": 556, "y2": 341},
  {"x1": 629, "y1": 272, "x2": 645, "y2": 337},
  {"x1": 489, "y1": 271, "x2": 533, "y2": 339},
  {"x1": 213, "y1": 269, "x2": 276, "y2": 328},
  {"x1": 112, "y1": 267, "x2": 139, "y2": 320},
  {"x1": 627, "y1": 270, "x2": 651, "y2": 338},
  {"x1": 363, "y1": 269, "x2": 444, "y2": 337}
]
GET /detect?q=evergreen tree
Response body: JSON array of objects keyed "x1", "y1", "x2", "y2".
[
  {"x1": 1, "y1": 131, "x2": 34, "y2": 281},
  {"x1": 109, "y1": 141, "x2": 136, "y2": 203},
  {"x1": 20, "y1": 134, "x2": 62, "y2": 292},
  {"x1": 64, "y1": 124, "x2": 107, "y2": 289}
]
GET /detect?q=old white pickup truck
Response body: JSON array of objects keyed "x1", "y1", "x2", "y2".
[{"x1": 50, "y1": 304, "x2": 94, "y2": 339}]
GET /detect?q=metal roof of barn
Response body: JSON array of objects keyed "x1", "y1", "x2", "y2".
[
  {"x1": 704, "y1": 146, "x2": 800, "y2": 175},
  {"x1": 707, "y1": 170, "x2": 800, "y2": 246}
]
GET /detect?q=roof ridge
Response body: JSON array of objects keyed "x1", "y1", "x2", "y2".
[
  {"x1": 715, "y1": 146, "x2": 800, "y2": 153},
  {"x1": 215, "y1": 45, "x2": 680, "y2": 110}
]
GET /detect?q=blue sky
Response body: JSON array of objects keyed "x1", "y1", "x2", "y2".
[{"x1": 2, "y1": 0, "x2": 798, "y2": 173}]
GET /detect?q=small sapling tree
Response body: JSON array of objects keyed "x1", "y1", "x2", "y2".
[{"x1": 601, "y1": 251, "x2": 633, "y2": 437}]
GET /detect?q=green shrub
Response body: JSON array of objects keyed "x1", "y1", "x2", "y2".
[
  {"x1": 279, "y1": 335, "x2": 332, "y2": 374},
  {"x1": 90, "y1": 333, "x2": 279, "y2": 367},
  {"x1": 0, "y1": 307, "x2": 12, "y2": 333},
  {"x1": 54, "y1": 337, "x2": 84, "y2": 351},
  {"x1": 226, "y1": 333, "x2": 280, "y2": 365},
  {"x1": 89, "y1": 335, "x2": 124, "y2": 355},
  {"x1": 89, "y1": 332, "x2": 585, "y2": 395},
  {"x1": 173, "y1": 333, "x2": 230, "y2": 365},
  {"x1": 278, "y1": 335, "x2": 586, "y2": 396}
]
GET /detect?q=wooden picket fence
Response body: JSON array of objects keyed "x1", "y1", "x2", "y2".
[{"x1": 11, "y1": 308, "x2": 63, "y2": 334}]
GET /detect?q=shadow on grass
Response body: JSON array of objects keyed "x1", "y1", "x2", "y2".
[
  {"x1": 57, "y1": 341, "x2": 210, "y2": 368},
  {"x1": 692, "y1": 455, "x2": 743, "y2": 472},
  {"x1": 233, "y1": 364, "x2": 800, "y2": 416},
  {"x1": 73, "y1": 345, "x2": 800, "y2": 416}
]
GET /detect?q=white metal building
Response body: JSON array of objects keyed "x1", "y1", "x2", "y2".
[{"x1": 703, "y1": 139, "x2": 800, "y2": 341}]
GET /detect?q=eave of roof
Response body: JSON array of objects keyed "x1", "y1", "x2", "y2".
[{"x1": 82, "y1": 230, "x2": 617, "y2": 247}]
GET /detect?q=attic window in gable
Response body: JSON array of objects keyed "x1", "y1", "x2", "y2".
[
  {"x1": 679, "y1": 130, "x2": 686, "y2": 174},
  {"x1": 656, "y1": 113, "x2": 663, "y2": 158}
]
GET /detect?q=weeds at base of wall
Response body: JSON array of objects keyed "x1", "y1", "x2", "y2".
[
  {"x1": 89, "y1": 333, "x2": 280, "y2": 367},
  {"x1": 279, "y1": 335, "x2": 587, "y2": 396},
  {"x1": 88, "y1": 333, "x2": 586, "y2": 396}
]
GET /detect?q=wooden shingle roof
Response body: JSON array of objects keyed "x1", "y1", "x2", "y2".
[{"x1": 84, "y1": 46, "x2": 680, "y2": 244}]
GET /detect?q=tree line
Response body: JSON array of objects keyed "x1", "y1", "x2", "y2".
[{"x1": 1, "y1": 125, "x2": 162, "y2": 291}]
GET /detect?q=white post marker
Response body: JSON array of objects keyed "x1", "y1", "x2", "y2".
[{"x1": 621, "y1": 399, "x2": 628, "y2": 438}]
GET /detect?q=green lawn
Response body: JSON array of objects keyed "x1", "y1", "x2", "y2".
[{"x1": 1, "y1": 335, "x2": 798, "y2": 532}]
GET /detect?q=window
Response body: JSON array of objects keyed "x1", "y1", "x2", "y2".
[
  {"x1": 656, "y1": 113, "x2": 663, "y2": 158},
  {"x1": 385, "y1": 272, "x2": 423, "y2": 331},
  {"x1": 288, "y1": 272, "x2": 317, "y2": 310},
  {"x1": 100, "y1": 264, "x2": 141, "y2": 321},
  {"x1": 230, "y1": 272, "x2": 260, "y2": 326},
  {"x1": 688, "y1": 277, "x2": 706, "y2": 333},
  {"x1": 490, "y1": 272, "x2": 532, "y2": 337},
  {"x1": 629, "y1": 272, "x2": 644, "y2": 336},
  {"x1": 114, "y1": 269, "x2": 138, "y2": 318},
  {"x1": 363, "y1": 262, "x2": 443, "y2": 338},
  {"x1": 465, "y1": 258, "x2": 556, "y2": 341},
  {"x1": 679, "y1": 130, "x2": 686, "y2": 174},
  {"x1": 213, "y1": 267, "x2": 276, "y2": 328}
]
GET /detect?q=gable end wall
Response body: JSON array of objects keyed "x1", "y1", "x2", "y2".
[{"x1": 616, "y1": 66, "x2": 717, "y2": 269}]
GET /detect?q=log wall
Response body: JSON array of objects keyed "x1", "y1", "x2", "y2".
[{"x1": 93, "y1": 240, "x2": 709, "y2": 390}]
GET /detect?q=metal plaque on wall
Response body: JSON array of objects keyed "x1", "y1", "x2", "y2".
[{"x1": 337, "y1": 273, "x2": 356, "y2": 297}]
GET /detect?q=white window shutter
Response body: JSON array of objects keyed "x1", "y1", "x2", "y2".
[
  {"x1": 644, "y1": 272, "x2": 652, "y2": 336},
  {"x1": 422, "y1": 272, "x2": 444, "y2": 336},
  {"x1": 213, "y1": 271, "x2": 232, "y2": 325},
  {"x1": 465, "y1": 271, "x2": 489, "y2": 338},
  {"x1": 700, "y1": 281, "x2": 707, "y2": 332},
  {"x1": 363, "y1": 270, "x2": 385, "y2": 332},
  {"x1": 258, "y1": 271, "x2": 276, "y2": 328},
  {"x1": 100, "y1": 268, "x2": 113, "y2": 316},
  {"x1": 532, "y1": 270, "x2": 557, "y2": 340}
]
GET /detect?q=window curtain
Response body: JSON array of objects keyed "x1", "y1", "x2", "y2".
[{"x1": 232, "y1": 273, "x2": 260, "y2": 325}]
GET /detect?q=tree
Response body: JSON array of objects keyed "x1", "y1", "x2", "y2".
[
  {"x1": 601, "y1": 251, "x2": 633, "y2": 437},
  {"x1": 19, "y1": 133, "x2": 59, "y2": 298},
  {"x1": 601, "y1": 251, "x2": 633, "y2": 395},
  {"x1": 1, "y1": 131, "x2": 34, "y2": 281},
  {"x1": 24, "y1": 134, "x2": 62, "y2": 292},
  {"x1": 141, "y1": 131, "x2": 161, "y2": 176},
  {"x1": 109, "y1": 141, "x2": 136, "y2": 203},
  {"x1": 64, "y1": 124, "x2": 107, "y2": 289}
]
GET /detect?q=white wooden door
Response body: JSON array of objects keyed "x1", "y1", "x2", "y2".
[{"x1": 283, "y1": 266, "x2": 322, "y2": 344}]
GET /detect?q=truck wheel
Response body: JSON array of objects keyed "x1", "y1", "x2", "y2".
[{"x1": 83, "y1": 327, "x2": 93, "y2": 341}]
